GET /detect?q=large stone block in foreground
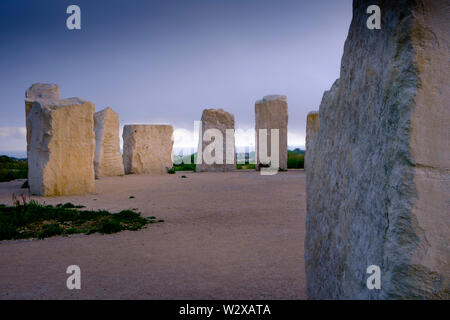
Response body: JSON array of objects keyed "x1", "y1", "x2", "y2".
[
  {"x1": 306, "y1": 0, "x2": 450, "y2": 299},
  {"x1": 28, "y1": 98, "x2": 95, "y2": 196},
  {"x1": 122, "y1": 125, "x2": 174, "y2": 174},
  {"x1": 25, "y1": 83, "x2": 60, "y2": 155},
  {"x1": 196, "y1": 108, "x2": 235, "y2": 172},
  {"x1": 94, "y1": 107, "x2": 124, "y2": 177},
  {"x1": 255, "y1": 95, "x2": 288, "y2": 170}
]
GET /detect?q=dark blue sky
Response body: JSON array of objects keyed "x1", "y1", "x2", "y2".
[{"x1": 0, "y1": 0, "x2": 352, "y2": 154}]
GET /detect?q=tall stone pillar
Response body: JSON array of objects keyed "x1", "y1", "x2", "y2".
[
  {"x1": 255, "y1": 95, "x2": 288, "y2": 171},
  {"x1": 94, "y1": 107, "x2": 124, "y2": 177},
  {"x1": 196, "y1": 108, "x2": 235, "y2": 172}
]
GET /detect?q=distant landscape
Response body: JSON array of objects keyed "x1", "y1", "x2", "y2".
[
  {"x1": 0, "y1": 155, "x2": 27, "y2": 182},
  {"x1": 0, "y1": 149, "x2": 305, "y2": 182}
]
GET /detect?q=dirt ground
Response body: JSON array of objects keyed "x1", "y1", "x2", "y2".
[{"x1": 0, "y1": 170, "x2": 306, "y2": 299}]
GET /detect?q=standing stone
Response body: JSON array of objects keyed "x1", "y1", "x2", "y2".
[
  {"x1": 305, "y1": 111, "x2": 319, "y2": 171},
  {"x1": 305, "y1": 0, "x2": 450, "y2": 299},
  {"x1": 94, "y1": 107, "x2": 124, "y2": 177},
  {"x1": 28, "y1": 98, "x2": 95, "y2": 196},
  {"x1": 25, "y1": 84, "x2": 59, "y2": 155},
  {"x1": 122, "y1": 125, "x2": 174, "y2": 174},
  {"x1": 196, "y1": 108, "x2": 235, "y2": 172},
  {"x1": 255, "y1": 95, "x2": 288, "y2": 170}
]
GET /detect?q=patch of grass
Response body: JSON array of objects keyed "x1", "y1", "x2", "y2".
[
  {"x1": 99, "y1": 219, "x2": 122, "y2": 234},
  {"x1": 236, "y1": 163, "x2": 256, "y2": 170},
  {"x1": 56, "y1": 202, "x2": 85, "y2": 209},
  {"x1": 287, "y1": 152, "x2": 304, "y2": 169},
  {"x1": 166, "y1": 167, "x2": 176, "y2": 174},
  {"x1": 173, "y1": 163, "x2": 196, "y2": 172},
  {"x1": 38, "y1": 223, "x2": 64, "y2": 239},
  {"x1": 173, "y1": 154, "x2": 196, "y2": 171},
  {"x1": 0, "y1": 201, "x2": 163, "y2": 241}
]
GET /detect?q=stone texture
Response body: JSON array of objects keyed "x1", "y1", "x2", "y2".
[
  {"x1": 94, "y1": 107, "x2": 124, "y2": 177},
  {"x1": 28, "y1": 98, "x2": 95, "y2": 196},
  {"x1": 305, "y1": 0, "x2": 450, "y2": 299},
  {"x1": 25, "y1": 84, "x2": 60, "y2": 155},
  {"x1": 122, "y1": 125, "x2": 174, "y2": 174},
  {"x1": 255, "y1": 95, "x2": 288, "y2": 170},
  {"x1": 196, "y1": 108, "x2": 235, "y2": 172},
  {"x1": 305, "y1": 111, "x2": 319, "y2": 171}
]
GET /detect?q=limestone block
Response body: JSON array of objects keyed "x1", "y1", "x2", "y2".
[
  {"x1": 305, "y1": 111, "x2": 319, "y2": 171},
  {"x1": 255, "y1": 95, "x2": 288, "y2": 170},
  {"x1": 28, "y1": 98, "x2": 95, "y2": 196},
  {"x1": 196, "y1": 108, "x2": 235, "y2": 172},
  {"x1": 305, "y1": 0, "x2": 450, "y2": 299},
  {"x1": 94, "y1": 107, "x2": 124, "y2": 177},
  {"x1": 122, "y1": 125, "x2": 174, "y2": 174},
  {"x1": 25, "y1": 83, "x2": 59, "y2": 155}
]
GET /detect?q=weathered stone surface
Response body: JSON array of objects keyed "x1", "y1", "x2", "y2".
[
  {"x1": 122, "y1": 125, "x2": 174, "y2": 174},
  {"x1": 28, "y1": 98, "x2": 95, "y2": 196},
  {"x1": 94, "y1": 107, "x2": 124, "y2": 177},
  {"x1": 196, "y1": 108, "x2": 235, "y2": 172},
  {"x1": 305, "y1": 0, "x2": 450, "y2": 299},
  {"x1": 25, "y1": 84, "x2": 60, "y2": 155},
  {"x1": 305, "y1": 111, "x2": 319, "y2": 171},
  {"x1": 255, "y1": 95, "x2": 288, "y2": 170}
]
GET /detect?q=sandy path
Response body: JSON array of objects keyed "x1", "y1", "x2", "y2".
[{"x1": 0, "y1": 170, "x2": 306, "y2": 299}]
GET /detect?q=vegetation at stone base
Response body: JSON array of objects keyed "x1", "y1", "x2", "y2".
[
  {"x1": 55, "y1": 202, "x2": 85, "y2": 209},
  {"x1": 173, "y1": 153, "x2": 196, "y2": 172},
  {"x1": 0, "y1": 198, "x2": 161, "y2": 241},
  {"x1": 0, "y1": 156, "x2": 27, "y2": 182},
  {"x1": 235, "y1": 149, "x2": 305, "y2": 170},
  {"x1": 236, "y1": 163, "x2": 256, "y2": 170},
  {"x1": 174, "y1": 163, "x2": 196, "y2": 171},
  {"x1": 287, "y1": 150, "x2": 305, "y2": 169},
  {"x1": 166, "y1": 167, "x2": 176, "y2": 174},
  {"x1": 235, "y1": 151, "x2": 256, "y2": 170}
]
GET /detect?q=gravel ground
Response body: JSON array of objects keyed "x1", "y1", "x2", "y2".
[{"x1": 0, "y1": 170, "x2": 306, "y2": 299}]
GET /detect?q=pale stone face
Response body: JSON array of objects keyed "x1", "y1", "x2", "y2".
[
  {"x1": 305, "y1": 111, "x2": 319, "y2": 171},
  {"x1": 305, "y1": 0, "x2": 449, "y2": 299},
  {"x1": 122, "y1": 125, "x2": 174, "y2": 174},
  {"x1": 25, "y1": 83, "x2": 59, "y2": 155},
  {"x1": 28, "y1": 98, "x2": 95, "y2": 196},
  {"x1": 196, "y1": 108, "x2": 235, "y2": 172},
  {"x1": 255, "y1": 95, "x2": 288, "y2": 170},
  {"x1": 94, "y1": 107, "x2": 124, "y2": 177}
]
